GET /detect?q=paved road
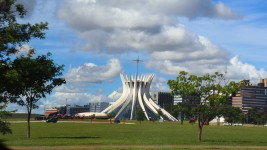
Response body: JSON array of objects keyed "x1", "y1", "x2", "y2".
[{"x1": 7, "y1": 145, "x2": 267, "y2": 149}]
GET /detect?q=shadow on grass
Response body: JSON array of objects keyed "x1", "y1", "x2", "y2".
[
  {"x1": 204, "y1": 139, "x2": 249, "y2": 143},
  {"x1": 0, "y1": 139, "x2": 11, "y2": 150},
  {"x1": 39, "y1": 136, "x2": 101, "y2": 139},
  {"x1": 204, "y1": 139, "x2": 267, "y2": 145}
]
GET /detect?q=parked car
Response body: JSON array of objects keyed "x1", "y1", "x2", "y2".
[
  {"x1": 233, "y1": 123, "x2": 243, "y2": 126},
  {"x1": 264, "y1": 124, "x2": 267, "y2": 127},
  {"x1": 34, "y1": 115, "x2": 46, "y2": 120},
  {"x1": 46, "y1": 117, "x2": 58, "y2": 123},
  {"x1": 223, "y1": 122, "x2": 231, "y2": 126}
]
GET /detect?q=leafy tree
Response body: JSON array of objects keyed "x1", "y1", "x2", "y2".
[
  {"x1": 136, "y1": 108, "x2": 145, "y2": 124},
  {"x1": 0, "y1": 103, "x2": 12, "y2": 135},
  {"x1": 248, "y1": 108, "x2": 267, "y2": 125},
  {"x1": 0, "y1": 0, "x2": 48, "y2": 135},
  {"x1": 168, "y1": 71, "x2": 239, "y2": 142},
  {"x1": 222, "y1": 105, "x2": 243, "y2": 124},
  {"x1": 90, "y1": 114, "x2": 95, "y2": 123},
  {"x1": 172, "y1": 102, "x2": 191, "y2": 125},
  {"x1": 107, "y1": 112, "x2": 115, "y2": 124},
  {"x1": 5, "y1": 50, "x2": 66, "y2": 139}
]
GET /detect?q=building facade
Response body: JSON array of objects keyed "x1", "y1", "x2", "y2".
[
  {"x1": 65, "y1": 102, "x2": 110, "y2": 115},
  {"x1": 150, "y1": 92, "x2": 174, "y2": 112},
  {"x1": 44, "y1": 109, "x2": 58, "y2": 118},
  {"x1": 232, "y1": 79, "x2": 267, "y2": 114},
  {"x1": 66, "y1": 105, "x2": 90, "y2": 115},
  {"x1": 89, "y1": 102, "x2": 109, "y2": 112}
]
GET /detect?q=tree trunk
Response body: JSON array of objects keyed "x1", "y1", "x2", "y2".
[
  {"x1": 197, "y1": 114, "x2": 203, "y2": 143},
  {"x1": 27, "y1": 109, "x2": 31, "y2": 139},
  {"x1": 198, "y1": 124, "x2": 202, "y2": 143},
  {"x1": 198, "y1": 120, "x2": 203, "y2": 143},
  {"x1": 180, "y1": 113, "x2": 184, "y2": 125},
  {"x1": 217, "y1": 116, "x2": 220, "y2": 126}
]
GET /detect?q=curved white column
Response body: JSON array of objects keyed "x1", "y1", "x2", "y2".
[{"x1": 101, "y1": 73, "x2": 177, "y2": 121}]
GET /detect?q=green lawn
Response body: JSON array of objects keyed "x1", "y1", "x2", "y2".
[{"x1": 1, "y1": 121, "x2": 267, "y2": 146}]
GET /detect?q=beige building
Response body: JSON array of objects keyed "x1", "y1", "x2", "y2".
[
  {"x1": 44, "y1": 109, "x2": 58, "y2": 118},
  {"x1": 232, "y1": 79, "x2": 267, "y2": 114}
]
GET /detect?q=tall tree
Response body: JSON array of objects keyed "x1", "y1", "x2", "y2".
[
  {"x1": 6, "y1": 50, "x2": 66, "y2": 139},
  {"x1": 172, "y1": 102, "x2": 191, "y2": 125},
  {"x1": 106, "y1": 112, "x2": 115, "y2": 124},
  {"x1": 168, "y1": 71, "x2": 239, "y2": 142},
  {"x1": 0, "y1": 104, "x2": 12, "y2": 135},
  {"x1": 136, "y1": 108, "x2": 145, "y2": 124},
  {"x1": 222, "y1": 106, "x2": 244, "y2": 124},
  {"x1": 248, "y1": 108, "x2": 267, "y2": 125},
  {"x1": 0, "y1": 0, "x2": 48, "y2": 135}
]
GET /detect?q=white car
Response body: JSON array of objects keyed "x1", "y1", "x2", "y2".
[
  {"x1": 223, "y1": 122, "x2": 231, "y2": 126},
  {"x1": 233, "y1": 123, "x2": 243, "y2": 126},
  {"x1": 264, "y1": 124, "x2": 267, "y2": 127}
]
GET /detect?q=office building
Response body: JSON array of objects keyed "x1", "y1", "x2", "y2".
[
  {"x1": 150, "y1": 92, "x2": 174, "y2": 112},
  {"x1": 65, "y1": 102, "x2": 110, "y2": 115},
  {"x1": 232, "y1": 79, "x2": 267, "y2": 114},
  {"x1": 89, "y1": 102, "x2": 109, "y2": 112}
]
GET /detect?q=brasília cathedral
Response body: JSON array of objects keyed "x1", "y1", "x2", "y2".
[
  {"x1": 101, "y1": 57, "x2": 177, "y2": 121},
  {"x1": 78, "y1": 57, "x2": 177, "y2": 121},
  {"x1": 101, "y1": 73, "x2": 177, "y2": 121}
]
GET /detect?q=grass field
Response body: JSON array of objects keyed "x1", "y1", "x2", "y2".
[{"x1": 1, "y1": 120, "x2": 267, "y2": 147}]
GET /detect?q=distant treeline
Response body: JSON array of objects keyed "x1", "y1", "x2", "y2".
[{"x1": 10, "y1": 113, "x2": 41, "y2": 118}]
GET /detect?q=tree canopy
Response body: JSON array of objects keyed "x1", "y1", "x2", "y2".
[
  {"x1": 168, "y1": 71, "x2": 240, "y2": 142},
  {"x1": 0, "y1": 0, "x2": 48, "y2": 59},
  {"x1": 0, "y1": 0, "x2": 48, "y2": 136},
  {"x1": 1, "y1": 0, "x2": 48, "y2": 102},
  {"x1": 0, "y1": 0, "x2": 64, "y2": 138}
]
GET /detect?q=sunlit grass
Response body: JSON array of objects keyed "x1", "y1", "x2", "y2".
[{"x1": 1, "y1": 120, "x2": 267, "y2": 146}]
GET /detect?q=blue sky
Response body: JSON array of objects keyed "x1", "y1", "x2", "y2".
[{"x1": 8, "y1": 0, "x2": 267, "y2": 114}]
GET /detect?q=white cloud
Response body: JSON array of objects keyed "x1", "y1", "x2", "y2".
[
  {"x1": 215, "y1": 2, "x2": 241, "y2": 20},
  {"x1": 65, "y1": 58, "x2": 122, "y2": 83},
  {"x1": 150, "y1": 76, "x2": 170, "y2": 92},
  {"x1": 54, "y1": 85, "x2": 82, "y2": 93},
  {"x1": 227, "y1": 56, "x2": 267, "y2": 83},
  {"x1": 16, "y1": 44, "x2": 32, "y2": 55},
  {"x1": 56, "y1": 1, "x2": 237, "y2": 78},
  {"x1": 51, "y1": 92, "x2": 106, "y2": 106},
  {"x1": 146, "y1": 35, "x2": 229, "y2": 75},
  {"x1": 58, "y1": 0, "x2": 239, "y2": 32},
  {"x1": 57, "y1": 0, "x2": 239, "y2": 55},
  {"x1": 108, "y1": 90, "x2": 122, "y2": 102}
]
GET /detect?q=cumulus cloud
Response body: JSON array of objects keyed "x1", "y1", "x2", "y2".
[
  {"x1": 108, "y1": 90, "x2": 122, "y2": 102},
  {"x1": 57, "y1": 0, "x2": 239, "y2": 54},
  {"x1": 54, "y1": 85, "x2": 82, "y2": 93},
  {"x1": 56, "y1": 0, "x2": 239, "y2": 77},
  {"x1": 58, "y1": 0, "x2": 239, "y2": 32},
  {"x1": 227, "y1": 56, "x2": 267, "y2": 83},
  {"x1": 51, "y1": 92, "x2": 106, "y2": 106},
  {"x1": 65, "y1": 59, "x2": 122, "y2": 83},
  {"x1": 146, "y1": 35, "x2": 229, "y2": 75},
  {"x1": 56, "y1": 0, "x2": 267, "y2": 86},
  {"x1": 215, "y1": 2, "x2": 241, "y2": 20},
  {"x1": 57, "y1": 0, "x2": 239, "y2": 51},
  {"x1": 150, "y1": 76, "x2": 170, "y2": 92}
]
